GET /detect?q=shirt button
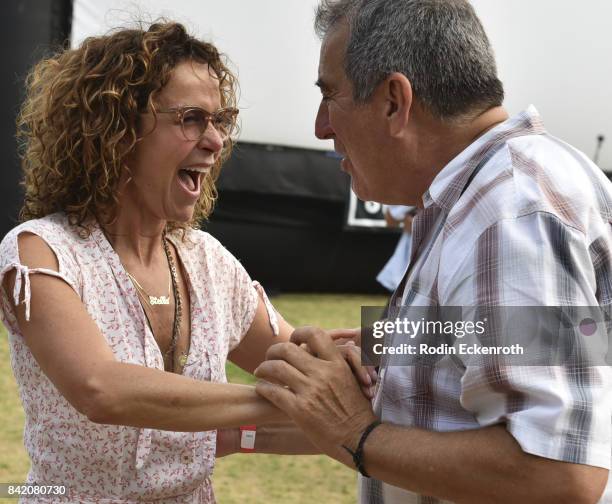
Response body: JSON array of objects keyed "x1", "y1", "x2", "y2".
[{"x1": 181, "y1": 452, "x2": 192, "y2": 464}]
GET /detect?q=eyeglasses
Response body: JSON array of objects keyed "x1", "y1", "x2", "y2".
[{"x1": 155, "y1": 106, "x2": 239, "y2": 141}]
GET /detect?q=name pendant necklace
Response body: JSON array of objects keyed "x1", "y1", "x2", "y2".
[{"x1": 126, "y1": 270, "x2": 171, "y2": 305}]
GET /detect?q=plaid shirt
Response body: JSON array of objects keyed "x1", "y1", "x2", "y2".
[{"x1": 361, "y1": 106, "x2": 612, "y2": 504}]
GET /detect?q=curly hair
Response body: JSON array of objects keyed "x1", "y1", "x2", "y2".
[{"x1": 16, "y1": 21, "x2": 238, "y2": 236}]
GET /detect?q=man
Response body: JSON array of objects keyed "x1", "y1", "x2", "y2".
[
  {"x1": 377, "y1": 205, "x2": 416, "y2": 291},
  {"x1": 254, "y1": 0, "x2": 611, "y2": 502}
]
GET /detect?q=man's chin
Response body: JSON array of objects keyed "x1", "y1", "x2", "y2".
[{"x1": 351, "y1": 179, "x2": 370, "y2": 202}]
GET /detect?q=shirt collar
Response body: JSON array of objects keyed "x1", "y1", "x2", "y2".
[{"x1": 424, "y1": 105, "x2": 546, "y2": 210}]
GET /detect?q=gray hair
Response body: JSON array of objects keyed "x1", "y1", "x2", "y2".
[{"x1": 315, "y1": 0, "x2": 504, "y2": 119}]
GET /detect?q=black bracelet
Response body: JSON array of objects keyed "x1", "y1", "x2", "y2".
[{"x1": 342, "y1": 420, "x2": 382, "y2": 478}]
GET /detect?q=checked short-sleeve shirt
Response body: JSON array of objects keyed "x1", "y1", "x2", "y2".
[{"x1": 361, "y1": 106, "x2": 612, "y2": 504}]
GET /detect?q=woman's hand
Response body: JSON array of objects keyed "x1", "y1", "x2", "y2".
[{"x1": 299, "y1": 328, "x2": 377, "y2": 399}]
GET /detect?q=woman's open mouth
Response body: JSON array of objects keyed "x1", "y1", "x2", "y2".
[{"x1": 177, "y1": 166, "x2": 209, "y2": 196}]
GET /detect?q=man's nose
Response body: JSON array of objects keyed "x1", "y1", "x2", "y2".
[
  {"x1": 197, "y1": 123, "x2": 224, "y2": 154},
  {"x1": 314, "y1": 101, "x2": 333, "y2": 140}
]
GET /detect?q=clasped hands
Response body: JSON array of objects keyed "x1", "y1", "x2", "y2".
[{"x1": 253, "y1": 327, "x2": 379, "y2": 465}]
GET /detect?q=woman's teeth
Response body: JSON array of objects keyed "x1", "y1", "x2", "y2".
[{"x1": 179, "y1": 169, "x2": 201, "y2": 192}]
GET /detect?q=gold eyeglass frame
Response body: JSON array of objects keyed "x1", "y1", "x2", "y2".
[{"x1": 155, "y1": 106, "x2": 239, "y2": 141}]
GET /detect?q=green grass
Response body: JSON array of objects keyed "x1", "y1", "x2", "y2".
[
  {"x1": 0, "y1": 324, "x2": 28, "y2": 504},
  {"x1": 0, "y1": 293, "x2": 386, "y2": 503}
]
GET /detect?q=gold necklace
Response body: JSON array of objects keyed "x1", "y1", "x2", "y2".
[
  {"x1": 126, "y1": 270, "x2": 171, "y2": 306},
  {"x1": 162, "y1": 233, "x2": 189, "y2": 371}
]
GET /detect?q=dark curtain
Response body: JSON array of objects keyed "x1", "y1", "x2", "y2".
[{"x1": 0, "y1": 0, "x2": 73, "y2": 238}]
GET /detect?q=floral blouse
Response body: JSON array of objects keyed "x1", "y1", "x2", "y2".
[{"x1": 0, "y1": 212, "x2": 277, "y2": 503}]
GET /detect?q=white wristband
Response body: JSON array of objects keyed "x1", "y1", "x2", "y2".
[{"x1": 240, "y1": 425, "x2": 256, "y2": 452}]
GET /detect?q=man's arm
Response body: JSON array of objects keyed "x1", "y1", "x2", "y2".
[
  {"x1": 254, "y1": 328, "x2": 608, "y2": 504},
  {"x1": 349, "y1": 422, "x2": 607, "y2": 504}
]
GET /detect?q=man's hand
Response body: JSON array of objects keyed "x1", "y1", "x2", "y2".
[
  {"x1": 254, "y1": 326, "x2": 378, "y2": 466},
  {"x1": 326, "y1": 328, "x2": 377, "y2": 399},
  {"x1": 335, "y1": 341, "x2": 376, "y2": 399},
  {"x1": 327, "y1": 327, "x2": 361, "y2": 347}
]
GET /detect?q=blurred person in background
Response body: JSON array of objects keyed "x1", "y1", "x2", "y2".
[
  {"x1": 0, "y1": 21, "x2": 371, "y2": 503},
  {"x1": 376, "y1": 205, "x2": 415, "y2": 292},
  {"x1": 254, "y1": 1, "x2": 612, "y2": 503}
]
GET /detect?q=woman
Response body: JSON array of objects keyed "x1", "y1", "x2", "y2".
[{"x1": 0, "y1": 22, "x2": 370, "y2": 502}]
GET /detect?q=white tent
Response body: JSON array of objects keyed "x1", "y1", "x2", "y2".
[{"x1": 72, "y1": 0, "x2": 612, "y2": 169}]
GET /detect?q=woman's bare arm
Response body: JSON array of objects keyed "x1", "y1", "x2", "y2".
[
  {"x1": 227, "y1": 296, "x2": 293, "y2": 374},
  {"x1": 2, "y1": 233, "x2": 284, "y2": 431},
  {"x1": 216, "y1": 422, "x2": 320, "y2": 457}
]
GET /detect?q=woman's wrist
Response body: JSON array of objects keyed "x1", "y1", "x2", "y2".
[
  {"x1": 216, "y1": 427, "x2": 240, "y2": 457},
  {"x1": 255, "y1": 390, "x2": 289, "y2": 424}
]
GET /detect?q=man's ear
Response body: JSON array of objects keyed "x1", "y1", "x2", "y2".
[{"x1": 383, "y1": 72, "x2": 412, "y2": 137}]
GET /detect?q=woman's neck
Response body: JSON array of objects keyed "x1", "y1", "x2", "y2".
[{"x1": 102, "y1": 209, "x2": 167, "y2": 268}]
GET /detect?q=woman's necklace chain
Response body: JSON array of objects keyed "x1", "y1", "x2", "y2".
[{"x1": 162, "y1": 232, "x2": 186, "y2": 370}]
